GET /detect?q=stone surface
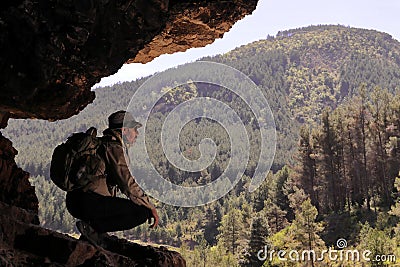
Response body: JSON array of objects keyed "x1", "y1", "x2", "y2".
[
  {"x1": 0, "y1": 201, "x2": 186, "y2": 266},
  {"x1": 0, "y1": 133, "x2": 38, "y2": 212},
  {"x1": 0, "y1": 0, "x2": 258, "y2": 120},
  {"x1": 0, "y1": 112, "x2": 10, "y2": 129},
  {"x1": 131, "y1": 1, "x2": 259, "y2": 63}
]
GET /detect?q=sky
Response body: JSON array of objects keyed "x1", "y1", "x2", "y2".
[{"x1": 93, "y1": 0, "x2": 400, "y2": 88}]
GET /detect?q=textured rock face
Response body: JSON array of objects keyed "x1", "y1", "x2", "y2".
[
  {"x1": 0, "y1": 0, "x2": 169, "y2": 120},
  {"x1": 0, "y1": 133, "x2": 38, "y2": 212},
  {"x1": 0, "y1": 0, "x2": 258, "y2": 121},
  {"x1": 0, "y1": 201, "x2": 186, "y2": 266},
  {"x1": 131, "y1": 1, "x2": 258, "y2": 63},
  {"x1": 0, "y1": 112, "x2": 10, "y2": 129}
]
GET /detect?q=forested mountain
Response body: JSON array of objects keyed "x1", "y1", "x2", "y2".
[
  {"x1": 3, "y1": 25, "x2": 400, "y2": 266},
  {"x1": 217, "y1": 25, "x2": 400, "y2": 120}
]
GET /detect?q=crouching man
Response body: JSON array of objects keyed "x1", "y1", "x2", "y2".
[{"x1": 66, "y1": 110, "x2": 159, "y2": 246}]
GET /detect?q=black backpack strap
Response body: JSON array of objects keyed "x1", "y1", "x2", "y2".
[{"x1": 86, "y1": 127, "x2": 97, "y2": 137}]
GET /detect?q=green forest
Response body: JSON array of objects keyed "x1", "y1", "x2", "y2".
[{"x1": 3, "y1": 25, "x2": 400, "y2": 266}]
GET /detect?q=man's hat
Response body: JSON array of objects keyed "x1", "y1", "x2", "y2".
[{"x1": 108, "y1": 110, "x2": 142, "y2": 129}]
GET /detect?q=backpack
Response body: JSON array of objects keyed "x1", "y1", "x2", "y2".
[{"x1": 50, "y1": 127, "x2": 105, "y2": 191}]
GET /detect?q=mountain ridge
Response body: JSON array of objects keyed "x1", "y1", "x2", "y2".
[{"x1": 212, "y1": 25, "x2": 400, "y2": 120}]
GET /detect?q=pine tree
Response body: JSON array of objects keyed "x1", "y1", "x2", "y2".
[
  {"x1": 289, "y1": 198, "x2": 325, "y2": 267},
  {"x1": 315, "y1": 109, "x2": 344, "y2": 212},
  {"x1": 197, "y1": 236, "x2": 209, "y2": 267},
  {"x1": 262, "y1": 198, "x2": 287, "y2": 234},
  {"x1": 241, "y1": 213, "x2": 270, "y2": 267},
  {"x1": 217, "y1": 207, "x2": 246, "y2": 255},
  {"x1": 343, "y1": 98, "x2": 366, "y2": 209},
  {"x1": 284, "y1": 178, "x2": 308, "y2": 220},
  {"x1": 358, "y1": 86, "x2": 371, "y2": 210},
  {"x1": 331, "y1": 107, "x2": 351, "y2": 211},
  {"x1": 274, "y1": 166, "x2": 291, "y2": 215},
  {"x1": 368, "y1": 87, "x2": 392, "y2": 207},
  {"x1": 292, "y1": 126, "x2": 318, "y2": 209},
  {"x1": 252, "y1": 172, "x2": 272, "y2": 212}
]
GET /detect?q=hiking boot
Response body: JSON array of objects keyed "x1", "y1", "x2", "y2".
[
  {"x1": 76, "y1": 221, "x2": 111, "y2": 248},
  {"x1": 76, "y1": 221, "x2": 101, "y2": 246}
]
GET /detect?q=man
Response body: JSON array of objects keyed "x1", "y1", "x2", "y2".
[{"x1": 66, "y1": 110, "x2": 159, "y2": 246}]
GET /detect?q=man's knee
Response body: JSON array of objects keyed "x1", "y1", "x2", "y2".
[{"x1": 133, "y1": 206, "x2": 152, "y2": 226}]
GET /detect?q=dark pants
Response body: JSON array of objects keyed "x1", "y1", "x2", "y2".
[{"x1": 66, "y1": 190, "x2": 151, "y2": 233}]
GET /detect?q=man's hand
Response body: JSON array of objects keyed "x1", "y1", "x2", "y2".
[{"x1": 148, "y1": 208, "x2": 159, "y2": 228}]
